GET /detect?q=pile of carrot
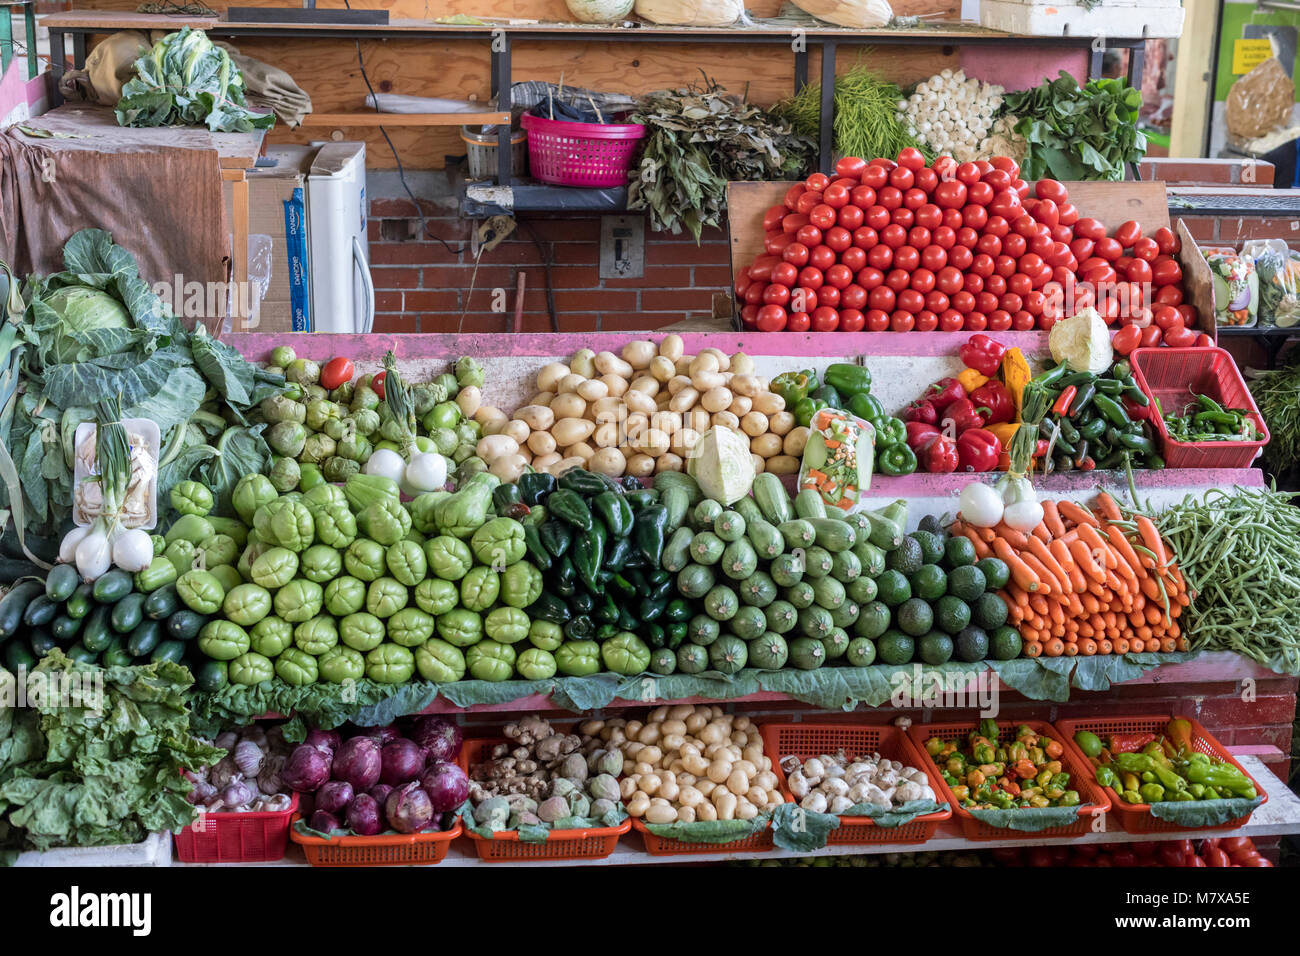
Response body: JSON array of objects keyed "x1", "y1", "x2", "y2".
[{"x1": 950, "y1": 491, "x2": 1191, "y2": 659}]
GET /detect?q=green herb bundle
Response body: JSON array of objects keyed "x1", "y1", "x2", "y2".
[
  {"x1": 774, "y1": 63, "x2": 928, "y2": 164},
  {"x1": 999, "y1": 72, "x2": 1146, "y2": 182},
  {"x1": 628, "y1": 80, "x2": 816, "y2": 241}
]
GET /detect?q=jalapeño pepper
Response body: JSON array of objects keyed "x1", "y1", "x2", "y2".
[
  {"x1": 1068, "y1": 382, "x2": 1096, "y2": 417},
  {"x1": 1093, "y1": 393, "x2": 1131, "y2": 429},
  {"x1": 663, "y1": 598, "x2": 691, "y2": 623}
]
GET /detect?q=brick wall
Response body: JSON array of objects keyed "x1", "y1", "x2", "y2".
[{"x1": 368, "y1": 198, "x2": 733, "y2": 334}]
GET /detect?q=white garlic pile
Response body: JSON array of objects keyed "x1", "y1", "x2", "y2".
[
  {"x1": 780, "y1": 750, "x2": 936, "y2": 815},
  {"x1": 898, "y1": 69, "x2": 1006, "y2": 163}
]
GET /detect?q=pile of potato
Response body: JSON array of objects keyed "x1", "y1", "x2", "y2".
[
  {"x1": 474, "y1": 336, "x2": 808, "y2": 480},
  {"x1": 581, "y1": 706, "x2": 780, "y2": 825}
]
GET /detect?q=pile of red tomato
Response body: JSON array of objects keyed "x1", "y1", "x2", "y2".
[{"x1": 736, "y1": 150, "x2": 1210, "y2": 351}]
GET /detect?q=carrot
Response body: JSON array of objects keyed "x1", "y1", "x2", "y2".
[
  {"x1": 1025, "y1": 536, "x2": 1072, "y2": 593},
  {"x1": 1094, "y1": 490, "x2": 1122, "y2": 522},
  {"x1": 1078, "y1": 621, "x2": 1094, "y2": 638},
  {"x1": 1136, "y1": 625, "x2": 1153, "y2": 641},
  {"x1": 1069, "y1": 538, "x2": 1106, "y2": 583},
  {"x1": 1021, "y1": 626, "x2": 1041, "y2": 644},
  {"x1": 993, "y1": 538, "x2": 1041, "y2": 593},
  {"x1": 1144, "y1": 604, "x2": 1162, "y2": 626},
  {"x1": 1043, "y1": 637, "x2": 1065, "y2": 657},
  {"x1": 1103, "y1": 523, "x2": 1146, "y2": 576},
  {"x1": 1023, "y1": 641, "x2": 1043, "y2": 658},
  {"x1": 1018, "y1": 552, "x2": 1056, "y2": 595},
  {"x1": 1078, "y1": 638, "x2": 1098, "y2": 656},
  {"x1": 1058, "y1": 500, "x2": 1100, "y2": 528},
  {"x1": 1176, "y1": 636, "x2": 1189, "y2": 652},
  {"x1": 1160, "y1": 637, "x2": 1177, "y2": 653},
  {"x1": 994, "y1": 523, "x2": 1031, "y2": 549},
  {"x1": 1098, "y1": 639, "x2": 1113, "y2": 655},
  {"x1": 1080, "y1": 592, "x2": 1100, "y2": 615},
  {"x1": 1031, "y1": 522, "x2": 1051, "y2": 544},
  {"x1": 1068, "y1": 565, "x2": 1088, "y2": 594},
  {"x1": 1047, "y1": 599, "x2": 1064, "y2": 626},
  {"x1": 1135, "y1": 515, "x2": 1168, "y2": 566},
  {"x1": 1139, "y1": 575, "x2": 1161, "y2": 602},
  {"x1": 1112, "y1": 637, "x2": 1130, "y2": 654},
  {"x1": 1029, "y1": 593, "x2": 1050, "y2": 617},
  {"x1": 1006, "y1": 584, "x2": 1030, "y2": 608},
  {"x1": 1051, "y1": 621, "x2": 1066, "y2": 638},
  {"x1": 1067, "y1": 592, "x2": 1085, "y2": 617},
  {"x1": 1049, "y1": 537, "x2": 1076, "y2": 573},
  {"x1": 978, "y1": 526, "x2": 996, "y2": 544},
  {"x1": 1062, "y1": 640, "x2": 1078, "y2": 656},
  {"x1": 960, "y1": 527, "x2": 994, "y2": 560},
  {"x1": 1077, "y1": 524, "x2": 1117, "y2": 569},
  {"x1": 1129, "y1": 638, "x2": 1146, "y2": 653},
  {"x1": 1041, "y1": 499, "x2": 1067, "y2": 538}
]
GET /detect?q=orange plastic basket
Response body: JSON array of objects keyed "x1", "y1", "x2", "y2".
[
  {"x1": 1054, "y1": 714, "x2": 1267, "y2": 834},
  {"x1": 632, "y1": 817, "x2": 774, "y2": 855},
  {"x1": 758, "y1": 722, "x2": 952, "y2": 845},
  {"x1": 288, "y1": 814, "x2": 461, "y2": 866},
  {"x1": 175, "y1": 794, "x2": 299, "y2": 863},
  {"x1": 462, "y1": 738, "x2": 628, "y2": 861},
  {"x1": 906, "y1": 719, "x2": 1110, "y2": 841}
]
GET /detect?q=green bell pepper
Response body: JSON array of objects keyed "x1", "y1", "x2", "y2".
[
  {"x1": 872, "y1": 416, "x2": 908, "y2": 447},
  {"x1": 366, "y1": 643, "x2": 415, "y2": 683},
  {"x1": 228, "y1": 651, "x2": 275, "y2": 686},
  {"x1": 824, "y1": 363, "x2": 872, "y2": 398},
  {"x1": 794, "y1": 397, "x2": 828, "y2": 429},
  {"x1": 877, "y1": 442, "x2": 917, "y2": 476},
  {"x1": 467, "y1": 639, "x2": 516, "y2": 681},
  {"x1": 771, "y1": 370, "x2": 813, "y2": 407},
  {"x1": 318, "y1": 644, "x2": 366, "y2": 683},
  {"x1": 847, "y1": 392, "x2": 884, "y2": 424},
  {"x1": 1139, "y1": 782, "x2": 1166, "y2": 803},
  {"x1": 1094, "y1": 765, "x2": 1119, "y2": 790}
]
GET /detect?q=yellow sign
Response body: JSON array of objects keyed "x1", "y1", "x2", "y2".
[{"x1": 1232, "y1": 38, "x2": 1274, "y2": 74}]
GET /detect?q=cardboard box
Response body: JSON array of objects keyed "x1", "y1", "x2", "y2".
[{"x1": 223, "y1": 146, "x2": 313, "y2": 334}]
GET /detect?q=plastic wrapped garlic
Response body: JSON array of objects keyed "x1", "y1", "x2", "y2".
[{"x1": 901, "y1": 69, "x2": 1006, "y2": 163}]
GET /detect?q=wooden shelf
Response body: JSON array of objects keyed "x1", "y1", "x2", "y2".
[{"x1": 300, "y1": 111, "x2": 509, "y2": 127}]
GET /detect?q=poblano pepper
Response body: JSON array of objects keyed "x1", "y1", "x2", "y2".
[
  {"x1": 634, "y1": 504, "x2": 670, "y2": 568},
  {"x1": 593, "y1": 490, "x2": 634, "y2": 538}
]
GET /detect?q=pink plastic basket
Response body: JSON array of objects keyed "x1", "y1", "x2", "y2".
[
  {"x1": 1129, "y1": 347, "x2": 1269, "y2": 468},
  {"x1": 520, "y1": 112, "x2": 645, "y2": 188}
]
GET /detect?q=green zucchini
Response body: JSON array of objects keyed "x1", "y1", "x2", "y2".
[
  {"x1": 126, "y1": 619, "x2": 163, "y2": 657},
  {"x1": 44, "y1": 563, "x2": 80, "y2": 603},
  {"x1": 731, "y1": 495, "x2": 763, "y2": 527},
  {"x1": 778, "y1": 519, "x2": 816, "y2": 550},
  {"x1": 652, "y1": 471, "x2": 703, "y2": 506},
  {"x1": 49, "y1": 613, "x2": 83, "y2": 643},
  {"x1": 81, "y1": 606, "x2": 115, "y2": 652},
  {"x1": 676, "y1": 563, "x2": 716, "y2": 600},
  {"x1": 660, "y1": 487, "x2": 690, "y2": 534},
  {"x1": 661, "y1": 527, "x2": 694, "y2": 573},
  {"x1": 752, "y1": 473, "x2": 792, "y2": 525},
  {"x1": 195, "y1": 659, "x2": 229, "y2": 692},
  {"x1": 794, "y1": 489, "x2": 827, "y2": 520},
  {"x1": 92, "y1": 569, "x2": 134, "y2": 604},
  {"x1": 744, "y1": 518, "x2": 784, "y2": 561},
  {"x1": 0, "y1": 579, "x2": 45, "y2": 641},
  {"x1": 808, "y1": 518, "x2": 856, "y2": 553},
  {"x1": 719, "y1": 539, "x2": 758, "y2": 581},
  {"x1": 143, "y1": 584, "x2": 180, "y2": 620}
]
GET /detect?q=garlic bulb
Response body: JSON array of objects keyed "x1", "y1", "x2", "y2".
[{"x1": 901, "y1": 69, "x2": 1009, "y2": 163}]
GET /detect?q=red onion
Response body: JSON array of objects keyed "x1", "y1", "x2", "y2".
[
  {"x1": 368, "y1": 783, "x2": 394, "y2": 807},
  {"x1": 385, "y1": 781, "x2": 433, "y2": 833},
  {"x1": 420, "y1": 761, "x2": 469, "y2": 813},
  {"x1": 304, "y1": 728, "x2": 341, "y2": 756},
  {"x1": 346, "y1": 794, "x2": 384, "y2": 836},
  {"x1": 410, "y1": 716, "x2": 463, "y2": 764},
  {"x1": 315, "y1": 780, "x2": 354, "y2": 815},
  {"x1": 283, "y1": 744, "x2": 331, "y2": 792},
  {"x1": 309, "y1": 810, "x2": 342, "y2": 833},
  {"x1": 358, "y1": 725, "x2": 400, "y2": 744},
  {"x1": 379, "y1": 738, "x2": 425, "y2": 785},
  {"x1": 332, "y1": 736, "x2": 382, "y2": 791}
]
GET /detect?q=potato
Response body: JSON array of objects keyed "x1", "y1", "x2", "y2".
[
  {"x1": 624, "y1": 389, "x2": 656, "y2": 416},
  {"x1": 736, "y1": 799, "x2": 758, "y2": 821},
  {"x1": 765, "y1": 454, "x2": 800, "y2": 475},
  {"x1": 576, "y1": 378, "x2": 609, "y2": 402},
  {"x1": 501, "y1": 418, "x2": 531, "y2": 445},
  {"x1": 728, "y1": 395, "x2": 753, "y2": 417},
  {"x1": 783, "y1": 426, "x2": 810, "y2": 457},
  {"x1": 599, "y1": 373, "x2": 628, "y2": 398},
  {"x1": 634, "y1": 428, "x2": 671, "y2": 458},
  {"x1": 515, "y1": 404, "x2": 555, "y2": 431},
  {"x1": 556, "y1": 372, "x2": 586, "y2": 394},
  {"x1": 489, "y1": 453, "x2": 528, "y2": 482},
  {"x1": 587, "y1": 446, "x2": 626, "y2": 476},
  {"x1": 711, "y1": 411, "x2": 740, "y2": 431},
  {"x1": 569, "y1": 349, "x2": 596, "y2": 378},
  {"x1": 589, "y1": 399, "x2": 621, "y2": 425},
  {"x1": 731, "y1": 352, "x2": 755, "y2": 376},
  {"x1": 550, "y1": 417, "x2": 595, "y2": 447},
  {"x1": 675, "y1": 805, "x2": 696, "y2": 824},
  {"x1": 592, "y1": 422, "x2": 620, "y2": 449},
  {"x1": 666, "y1": 375, "x2": 692, "y2": 396},
  {"x1": 678, "y1": 786, "x2": 705, "y2": 808},
  {"x1": 701, "y1": 386, "x2": 733, "y2": 413},
  {"x1": 628, "y1": 375, "x2": 659, "y2": 397},
  {"x1": 594, "y1": 350, "x2": 634, "y2": 378},
  {"x1": 552, "y1": 456, "x2": 585, "y2": 474},
  {"x1": 668, "y1": 387, "x2": 699, "y2": 413},
  {"x1": 752, "y1": 391, "x2": 785, "y2": 416},
  {"x1": 738, "y1": 411, "x2": 769, "y2": 438},
  {"x1": 549, "y1": 392, "x2": 586, "y2": 420},
  {"x1": 691, "y1": 370, "x2": 726, "y2": 392},
  {"x1": 624, "y1": 412, "x2": 649, "y2": 438},
  {"x1": 565, "y1": 442, "x2": 595, "y2": 462},
  {"x1": 701, "y1": 347, "x2": 730, "y2": 372},
  {"x1": 640, "y1": 772, "x2": 662, "y2": 795},
  {"x1": 685, "y1": 712, "x2": 708, "y2": 733},
  {"x1": 626, "y1": 791, "x2": 650, "y2": 817},
  {"x1": 689, "y1": 352, "x2": 720, "y2": 377},
  {"x1": 649, "y1": 355, "x2": 677, "y2": 383},
  {"x1": 748, "y1": 787, "x2": 768, "y2": 809},
  {"x1": 625, "y1": 453, "x2": 655, "y2": 477},
  {"x1": 658, "y1": 334, "x2": 684, "y2": 361},
  {"x1": 456, "y1": 386, "x2": 482, "y2": 419},
  {"x1": 655, "y1": 453, "x2": 684, "y2": 473},
  {"x1": 768, "y1": 410, "x2": 795, "y2": 436},
  {"x1": 696, "y1": 801, "x2": 718, "y2": 822},
  {"x1": 714, "y1": 790, "x2": 738, "y2": 820},
  {"x1": 644, "y1": 802, "x2": 676, "y2": 825},
  {"x1": 532, "y1": 452, "x2": 561, "y2": 473},
  {"x1": 750, "y1": 433, "x2": 782, "y2": 458},
  {"x1": 726, "y1": 769, "x2": 750, "y2": 794},
  {"x1": 526, "y1": 430, "x2": 556, "y2": 456},
  {"x1": 622, "y1": 339, "x2": 657, "y2": 369},
  {"x1": 536, "y1": 363, "x2": 569, "y2": 393},
  {"x1": 476, "y1": 434, "x2": 519, "y2": 461},
  {"x1": 619, "y1": 776, "x2": 639, "y2": 801},
  {"x1": 530, "y1": 391, "x2": 555, "y2": 407}
]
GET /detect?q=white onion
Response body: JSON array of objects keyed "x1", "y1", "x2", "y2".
[
  {"x1": 111, "y1": 527, "x2": 154, "y2": 572},
  {"x1": 74, "y1": 522, "x2": 112, "y2": 581},
  {"x1": 958, "y1": 481, "x2": 1004, "y2": 529},
  {"x1": 362, "y1": 448, "x2": 406, "y2": 484},
  {"x1": 59, "y1": 524, "x2": 92, "y2": 563},
  {"x1": 403, "y1": 451, "x2": 448, "y2": 495}
]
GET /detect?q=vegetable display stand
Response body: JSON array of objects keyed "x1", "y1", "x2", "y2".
[
  {"x1": 631, "y1": 817, "x2": 775, "y2": 856},
  {"x1": 519, "y1": 113, "x2": 645, "y2": 188},
  {"x1": 1129, "y1": 347, "x2": 1269, "y2": 468},
  {"x1": 288, "y1": 815, "x2": 462, "y2": 866},
  {"x1": 1055, "y1": 715, "x2": 1268, "y2": 835},
  {"x1": 174, "y1": 794, "x2": 299, "y2": 863},
  {"x1": 906, "y1": 720, "x2": 1111, "y2": 842},
  {"x1": 759, "y1": 723, "x2": 952, "y2": 846},
  {"x1": 462, "y1": 738, "x2": 629, "y2": 861}
]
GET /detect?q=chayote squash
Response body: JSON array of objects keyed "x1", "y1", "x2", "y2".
[
  {"x1": 319, "y1": 645, "x2": 366, "y2": 683},
  {"x1": 324, "y1": 575, "x2": 366, "y2": 616},
  {"x1": 233, "y1": 474, "x2": 278, "y2": 525},
  {"x1": 228, "y1": 651, "x2": 275, "y2": 686},
  {"x1": 415, "y1": 638, "x2": 466, "y2": 683},
  {"x1": 459, "y1": 566, "x2": 499, "y2": 613},
  {"x1": 386, "y1": 607, "x2": 436, "y2": 647},
  {"x1": 500, "y1": 561, "x2": 543, "y2": 610},
  {"x1": 294, "y1": 615, "x2": 339, "y2": 656},
  {"x1": 555, "y1": 640, "x2": 601, "y2": 677},
  {"x1": 409, "y1": 491, "x2": 451, "y2": 535},
  {"x1": 344, "y1": 538, "x2": 388, "y2": 582},
  {"x1": 414, "y1": 578, "x2": 458, "y2": 617},
  {"x1": 340, "y1": 612, "x2": 386, "y2": 652},
  {"x1": 343, "y1": 473, "x2": 400, "y2": 513},
  {"x1": 357, "y1": 497, "x2": 411, "y2": 547},
  {"x1": 250, "y1": 615, "x2": 293, "y2": 657},
  {"x1": 485, "y1": 606, "x2": 530, "y2": 644},
  {"x1": 470, "y1": 516, "x2": 526, "y2": 568},
  {"x1": 424, "y1": 535, "x2": 473, "y2": 581},
  {"x1": 516, "y1": 647, "x2": 557, "y2": 681},
  {"x1": 600, "y1": 632, "x2": 651, "y2": 675},
  {"x1": 366, "y1": 643, "x2": 415, "y2": 683},
  {"x1": 432, "y1": 481, "x2": 494, "y2": 539},
  {"x1": 436, "y1": 608, "x2": 482, "y2": 648},
  {"x1": 466, "y1": 639, "x2": 515, "y2": 681}
]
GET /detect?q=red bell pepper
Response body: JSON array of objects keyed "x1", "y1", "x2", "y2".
[
  {"x1": 941, "y1": 397, "x2": 988, "y2": 433},
  {"x1": 903, "y1": 399, "x2": 938, "y2": 425},
  {"x1": 921, "y1": 434, "x2": 959, "y2": 473},
  {"x1": 905, "y1": 421, "x2": 940, "y2": 451},
  {"x1": 957, "y1": 428, "x2": 1002, "y2": 472},
  {"x1": 1122, "y1": 395, "x2": 1151, "y2": 421},
  {"x1": 927, "y1": 377, "x2": 967, "y2": 412},
  {"x1": 959, "y1": 333, "x2": 1008, "y2": 376},
  {"x1": 970, "y1": 380, "x2": 1014, "y2": 425}
]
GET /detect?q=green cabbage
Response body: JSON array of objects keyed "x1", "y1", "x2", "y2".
[
  {"x1": 40, "y1": 287, "x2": 131, "y2": 365},
  {"x1": 687, "y1": 426, "x2": 754, "y2": 505}
]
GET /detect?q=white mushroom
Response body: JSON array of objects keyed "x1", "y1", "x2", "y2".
[{"x1": 800, "y1": 791, "x2": 829, "y2": 813}]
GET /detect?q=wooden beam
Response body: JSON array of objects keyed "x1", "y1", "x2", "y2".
[
  {"x1": 1169, "y1": 0, "x2": 1218, "y2": 157},
  {"x1": 299, "y1": 111, "x2": 510, "y2": 127}
]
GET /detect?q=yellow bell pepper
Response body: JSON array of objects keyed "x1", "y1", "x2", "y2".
[
  {"x1": 985, "y1": 422, "x2": 1019, "y2": 448},
  {"x1": 1001, "y1": 347, "x2": 1032, "y2": 418},
  {"x1": 956, "y1": 367, "x2": 989, "y2": 395}
]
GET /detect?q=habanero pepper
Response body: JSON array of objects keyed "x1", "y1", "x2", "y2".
[
  {"x1": 956, "y1": 428, "x2": 1001, "y2": 472},
  {"x1": 959, "y1": 333, "x2": 1008, "y2": 376},
  {"x1": 877, "y1": 443, "x2": 918, "y2": 476},
  {"x1": 927, "y1": 377, "x2": 967, "y2": 411},
  {"x1": 969, "y1": 380, "x2": 1014, "y2": 425}
]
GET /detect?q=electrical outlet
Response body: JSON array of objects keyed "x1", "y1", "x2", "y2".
[{"x1": 600, "y1": 216, "x2": 644, "y2": 279}]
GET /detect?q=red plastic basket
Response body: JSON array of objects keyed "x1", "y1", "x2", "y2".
[
  {"x1": 288, "y1": 814, "x2": 461, "y2": 866},
  {"x1": 520, "y1": 112, "x2": 645, "y2": 188},
  {"x1": 906, "y1": 720, "x2": 1110, "y2": 841},
  {"x1": 758, "y1": 722, "x2": 952, "y2": 845},
  {"x1": 174, "y1": 793, "x2": 299, "y2": 863},
  {"x1": 1129, "y1": 347, "x2": 1269, "y2": 468},
  {"x1": 1055, "y1": 714, "x2": 1267, "y2": 834},
  {"x1": 462, "y1": 738, "x2": 628, "y2": 861},
  {"x1": 633, "y1": 817, "x2": 774, "y2": 855}
]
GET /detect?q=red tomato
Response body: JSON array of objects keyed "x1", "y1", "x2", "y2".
[
  {"x1": 1131, "y1": 237, "x2": 1159, "y2": 262},
  {"x1": 881, "y1": 224, "x2": 908, "y2": 249},
  {"x1": 948, "y1": 245, "x2": 974, "y2": 271},
  {"x1": 809, "y1": 245, "x2": 836, "y2": 270},
  {"x1": 981, "y1": 216, "x2": 1006, "y2": 239},
  {"x1": 908, "y1": 308, "x2": 935, "y2": 332},
  {"x1": 1152, "y1": 259, "x2": 1183, "y2": 286},
  {"x1": 1220, "y1": 837, "x2": 1254, "y2": 858},
  {"x1": 951, "y1": 290, "x2": 976, "y2": 314},
  {"x1": 868, "y1": 286, "x2": 896, "y2": 311},
  {"x1": 867, "y1": 245, "x2": 894, "y2": 270},
  {"x1": 755, "y1": 304, "x2": 787, "y2": 331},
  {"x1": 989, "y1": 156, "x2": 1019, "y2": 177},
  {"x1": 865, "y1": 205, "x2": 891, "y2": 230},
  {"x1": 984, "y1": 309, "x2": 1011, "y2": 331},
  {"x1": 903, "y1": 188, "x2": 928, "y2": 210},
  {"x1": 856, "y1": 267, "x2": 884, "y2": 290},
  {"x1": 851, "y1": 226, "x2": 879, "y2": 250},
  {"x1": 887, "y1": 165, "x2": 914, "y2": 191},
  {"x1": 976, "y1": 291, "x2": 999, "y2": 315},
  {"x1": 825, "y1": 227, "x2": 852, "y2": 253},
  {"x1": 798, "y1": 266, "x2": 824, "y2": 289},
  {"x1": 970, "y1": 253, "x2": 994, "y2": 278},
  {"x1": 1165, "y1": 325, "x2": 1199, "y2": 347},
  {"x1": 866, "y1": 308, "x2": 891, "y2": 331},
  {"x1": 783, "y1": 184, "x2": 805, "y2": 210},
  {"x1": 893, "y1": 246, "x2": 921, "y2": 272},
  {"x1": 914, "y1": 204, "x2": 943, "y2": 230},
  {"x1": 764, "y1": 232, "x2": 794, "y2": 256},
  {"x1": 983, "y1": 168, "x2": 1012, "y2": 192},
  {"x1": 964, "y1": 181, "x2": 993, "y2": 208},
  {"x1": 896, "y1": 147, "x2": 926, "y2": 170},
  {"x1": 995, "y1": 255, "x2": 1018, "y2": 278},
  {"x1": 782, "y1": 212, "x2": 810, "y2": 234},
  {"x1": 1034, "y1": 178, "x2": 1067, "y2": 203},
  {"x1": 989, "y1": 189, "x2": 1022, "y2": 219},
  {"x1": 1005, "y1": 309, "x2": 1031, "y2": 331},
  {"x1": 809, "y1": 204, "x2": 837, "y2": 230},
  {"x1": 1013, "y1": 214, "x2": 1039, "y2": 239},
  {"x1": 1056, "y1": 201, "x2": 1079, "y2": 226},
  {"x1": 744, "y1": 283, "x2": 767, "y2": 305},
  {"x1": 1112, "y1": 324, "x2": 1142, "y2": 354},
  {"x1": 925, "y1": 290, "x2": 949, "y2": 313},
  {"x1": 791, "y1": 287, "x2": 817, "y2": 313},
  {"x1": 964, "y1": 311, "x2": 988, "y2": 331},
  {"x1": 817, "y1": 284, "x2": 841, "y2": 308},
  {"x1": 1114, "y1": 220, "x2": 1142, "y2": 249},
  {"x1": 1008, "y1": 273, "x2": 1034, "y2": 298},
  {"x1": 910, "y1": 269, "x2": 936, "y2": 294},
  {"x1": 320, "y1": 356, "x2": 355, "y2": 390},
  {"x1": 985, "y1": 273, "x2": 1007, "y2": 296},
  {"x1": 936, "y1": 266, "x2": 964, "y2": 295},
  {"x1": 1074, "y1": 217, "x2": 1106, "y2": 241},
  {"x1": 763, "y1": 284, "x2": 791, "y2": 306},
  {"x1": 861, "y1": 165, "x2": 888, "y2": 190},
  {"x1": 921, "y1": 245, "x2": 948, "y2": 271},
  {"x1": 1243, "y1": 854, "x2": 1273, "y2": 867},
  {"x1": 939, "y1": 309, "x2": 965, "y2": 331},
  {"x1": 891, "y1": 206, "x2": 915, "y2": 229},
  {"x1": 796, "y1": 224, "x2": 823, "y2": 248},
  {"x1": 956, "y1": 162, "x2": 982, "y2": 185},
  {"x1": 782, "y1": 242, "x2": 811, "y2": 267},
  {"x1": 942, "y1": 207, "x2": 965, "y2": 231},
  {"x1": 887, "y1": 310, "x2": 914, "y2": 332},
  {"x1": 999, "y1": 292, "x2": 1023, "y2": 313},
  {"x1": 1203, "y1": 847, "x2": 1231, "y2": 868},
  {"x1": 838, "y1": 308, "x2": 865, "y2": 332},
  {"x1": 805, "y1": 172, "x2": 830, "y2": 191},
  {"x1": 840, "y1": 284, "x2": 868, "y2": 311},
  {"x1": 740, "y1": 304, "x2": 759, "y2": 328},
  {"x1": 885, "y1": 268, "x2": 911, "y2": 292},
  {"x1": 794, "y1": 191, "x2": 823, "y2": 215},
  {"x1": 1153, "y1": 226, "x2": 1179, "y2": 255},
  {"x1": 963, "y1": 273, "x2": 985, "y2": 296},
  {"x1": 956, "y1": 226, "x2": 979, "y2": 249},
  {"x1": 823, "y1": 183, "x2": 851, "y2": 209},
  {"x1": 840, "y1": 247, "x2": 867, "y2": 272},
  {"x1": 878, "y1": 186, "x2": 903, "y2": 210},
  {"x1": 1032, "y1": 198, "x2": 1060, "y2": 229},
  {"x1": 825, "y1": 264, "x2": 853, "y2": 289},
  {"x1": 932, "y1": 155, "x2": 958, "y2": 179},
  {"x1": 962, "y1": 205, "x2": 989, "y2": 231},
  {"x1": 1094, "y1": 237, "x2": 1124, "y2": 261},
  {"x1": 1003, "y1": 233, "x2": 1028, "y2": 259},
  {"x1": 809, "y1": 306, "x2": 839, "y2": 332},
  {"x1": 1126, "y1": 258, "x2": 1153, "y2": 284},
  {"x1": 914, "y1": 167, "x2": 939, "y2": 194},
  {"x1": 1140, "y1": 324, "x2": 1162, "y2": 348},
  {"x1": 934, "y1": 180, "x2": 968, "y2": 209},
  {"x1": 763, "y1": 204, "x2": 787, "y2": 232},
  {"x1": 1153, "y1": 305, "x2": 1182, "y2": 330},
  {"x1": 907, "y1": 226, "x2": 932, "y2": 249},
  {"x1": 1051, "y1": 223, "x2": 1074, "y2": 244},
  {"x1": 1069, "y1": 237, "x2": 1095, "y2": 261},
  {"x1": 850, "y1": 185, "x2": 878, "y2": 209},
  {"x1": 835, "y1": 156, "x2": 867, "y2": 179},
  {"x1": 786, "y1": 311, "x2": 810, "y2": 332}
]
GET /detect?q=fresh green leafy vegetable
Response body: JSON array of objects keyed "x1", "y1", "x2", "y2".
[
  {"x1": 115, "y1": 27, "x2": 275, "y2": 134},
  {"x1": 1000, "y1": 72, "x2": 1146, "y2": 182},
  {"x1": 0, "y1": 651, "x2": 224, "y2": 857}
]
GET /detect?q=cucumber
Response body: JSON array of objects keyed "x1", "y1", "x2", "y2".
[
  {"x1": 195, "y1": 659, "x2": 229, "y2": 692},
  {"x1": 126, "y1": 619, "x2": 164, "y2": 657},
  {"x1": 50, "y1": 613, "x2": 83, "y2": 643},
  {"x1": 778, "y1": 519, "x2": 816, "y2": 550},
  {"x1": 29, "y1": 629, "x2": 58, "y2": 658},
  {"x1": 744, "y1": 518, "x2": 784, "y2": 561},
  {"x1": 661, "y1": 527, "x2": 694, "y2": 573},
  {"x1": 150, "y1": 639, "x2": 187, "y2": 664},
  {"x1": 64, "y1": 582, "x2": 94, "y2": 620},
  {"x1": 653, "y1": 471, "x2": 703, "y2": 507},
  {"x1": 688, "y1": 532, "x2": 725, "y2": 566},
  {"x1": 92, "y1": 569, "x2": 134, "y2": 604},
  {"x1": 44, "y1": 563, "x2": 79, "y2": 603},
  {"x1": 111, "y1": 593, "x2": 147, "y2": 634},
  {"x1": 101, "y1": 635, "x2": 134, "y2": 668},
  {"x1": 0, "y1": 580, "x2": 45, "y2": 641},
  {"x1": 5, "y1": 641, "x2": 38, "y2": 670},
  {"x1": 143, "y1": 584, "x2": 180, "y2": 620},
  {"x1": 794, "y1": 489, "x2": 827, "y2": 520},
  {"x1": 866, "y1": 509, "x2": 904, "y2": 551},
  {"x1": 63, "y1": 642, "x2": 99, "y2": 664},
  {"x1": 166, "y1": 610, "x2": 207, "y2": 641},
  {"x1": 23, "y1": 594, "x2": 60, "y2": 629},
  {"x1": 719, "y1": 539, "x2": 758, "y2": 582},
  {"x1": 731, "y1": 496, "x2": 763, "y2": 527},
  {"x1": 752, "y1": 473, "x2": 792, "y2": 525},
  {"x1": 676, "y1": 564, "x2": 716, "y2": 600},
  {"x1": 81, "y1": 606, "x2": 115, "y2": 652},
  {"x1": 661, "y1": 487, "x2": 690, "y2": 534},
  {"x1": 808, "y1": 518, "x2": 856, "y2": 552}
]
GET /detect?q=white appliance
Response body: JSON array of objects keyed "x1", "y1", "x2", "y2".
[{"x1": 302, "y1": 141, "x2": 374, "y2": 333}]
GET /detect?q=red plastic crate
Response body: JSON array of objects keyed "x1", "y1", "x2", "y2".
[
  {"x1": 632, "y1": 817, "x2": 774, "y2": 855},
  {"x1": 758, "y1": 722, "x2": 951, "y2": 846},
  {"x1": 1055, "y1": 714, "x2": 1266, "y2": 835},
  {"x1": 174, "y1": 793, "x2": 299, "y2": 863},
  {"x1": 906, "y1": 720, "x2": 1110, "y2": 841},
  {"x1": 1129, "y1": 347, "x2": 1268, "y2": 468},
  {"x1": 288, "y1": 814, "x2": 461, "y2": 866}
]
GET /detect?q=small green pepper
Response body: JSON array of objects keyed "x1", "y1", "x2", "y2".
[
  {"x1": 877, "y1": 443, "x2": 917, "y2": 476},
  {"x1": 793, "y1": 396, "x2": 828, "y2": 428}
]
